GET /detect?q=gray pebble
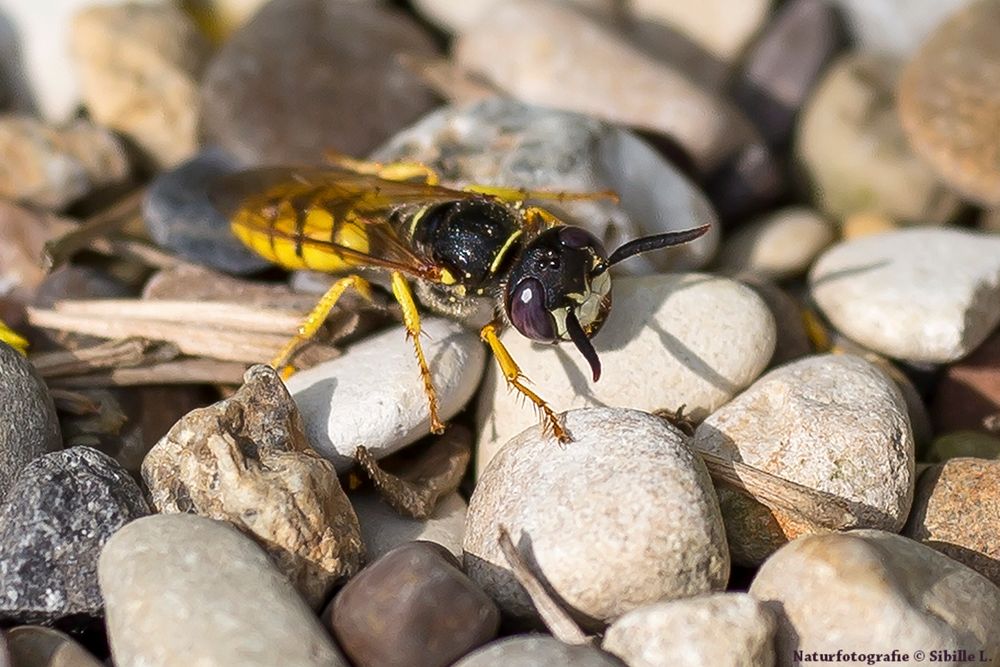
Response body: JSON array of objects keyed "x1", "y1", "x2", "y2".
[
  {"x1": 454, "y1": 636, "x2": 625, "y2": 667},
  {"x1": 5, "y1": 626, "x2": 102, "y2": 667},
  {"x1": 352, "y1": 491, "x2": 466, "y2": 561}
]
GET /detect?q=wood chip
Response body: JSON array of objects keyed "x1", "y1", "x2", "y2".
[
  {"x1": 42, "y1": 187, "x2": 145, "y2": 272},
  {"x1": 32, "y1": 337, "x2": 177, "y2": 378}
]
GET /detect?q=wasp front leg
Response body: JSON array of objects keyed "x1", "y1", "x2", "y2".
[
  {"x1": 480, "y1": 322, "x2": 570, "y2": 443},
  {"x1": 390, "y1": 271, "x2": 445, "y2": 434}
]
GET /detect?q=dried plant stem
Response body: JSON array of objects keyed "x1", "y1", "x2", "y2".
[
  {"x1": 42, "y1": 187, "x2": 146, "y2": 271},
  {"x1": 46, "y1": 359, "x2": 248, "y2": 387},
  {"x1": 38, "y1": 299, "x2": 304, "y2": 333},
  {"x1": 32, "y1": 337, "x2": 177, "y2": 378},
  {"x1": 86, "y1": 237, "x2": 194, "y2": 270}
]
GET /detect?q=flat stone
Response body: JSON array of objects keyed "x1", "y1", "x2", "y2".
[
  {"x1": 465, "y1": 408, "x2": 729, "y2": 628},
  {"x1": 99, "y1": 513, "x2": 348, "y2": 667},
  {"x1": 905, "y1": 458, "x2": 1000, "y2": 585},
  {"x1": 327, "y1": 542, "x2": 499, "y2": 667},
  {"x1": 717, "y1": 207, "x2": 834, "y2": 280},
  {"x1": 0, "y1": 447, "x2": 149, "y2": 623},
  {"x1": 0, "y1": 202, "x2": 74, "y2": 303},
  {"x1": 72, "y1": 3, "x2": 209, "y2": 168},
  {"x1": 925, "y1": 431, "x2": 1000, "y2": 462},
  {"x1": 829, "y1": 0, "x2": 975, "y2": 60},
  {"x1": 454, "y1": 636, "x2": 625, "y2": 667},
  {"x1": 352, "y1": 491, "x2": 466, "y2": 561},
  {"x1": 6, "y1": 626, "x2": 102, "y2": 667},
  {"x1": 454, "y1": 1, "x2": 756, "y2": 173},
  {"x1": 693, "y1": 354, "x2": 914, "y2": 564},
  {"x1": 0, "y1": 343, "x2": 61, "y2": 499},
  {"x1": 142, "y1": 148, "x2": 270, "y2": 275},
  {"x1": 602, "y1": 593, "x2": 776, "y2": 667},
  {"x1": 0, "y1": 115, "x2": 130, "y2": 210},
  {"x1": 200, "y1": 0, "x2": 440, "y2": 165},
  {"x1": 750, "y1": 530, "x2": 1000, "y2": 665},
  {"x1": 372, "y1": 98, "x2": 719, "y2": 273},
  {"x1": 809, "y1": 228, "x2": 1000, "y2": 363},
  {"x1": 795, "y1": 53, "x2": 961, "y2": 223},
  {"x1": 476, "y1": 274, "x2": 775, "y2": 475},
  {"x1": 142, "y1": 365, "x2": 363, "y2": 607},
  {"x1": 288, "y1": 318, "x2": 485, "y2": 472},
  {"x1": 931, "y1": 324, "x2": 1000, "y2": 435}
]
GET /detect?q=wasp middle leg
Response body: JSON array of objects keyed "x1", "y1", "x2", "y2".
[{"x1": 390, "y1": 271, "x2": 445, "y2": 434}]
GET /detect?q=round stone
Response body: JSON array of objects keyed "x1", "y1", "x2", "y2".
[
  {"x1": 6, "y1": 626, "x2": 102, "y2": 667},
  {"x1": 454, "y1": 636, "x2": 624, "y2": 667},
  {"x1": 717, "y1": 207, "x2": 834, "y2": 280},
  {"x1": 352, "y1": 491, "x2": 466, "y2": 561},
  {"x1": 693, "y1": 354, "x2": 915, "y2": 564},
  {"x1": 465, "y1": 408, "x2": 729, "y2": 628},
  {"x1": 476, "y1": 273, "x2": 776, "y2": 475},
  {"x1": 809, "y1": 228, "x2": 1000, "y2": 363}
]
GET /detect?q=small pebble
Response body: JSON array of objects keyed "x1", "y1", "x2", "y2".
[
  {"x1": 0, "y1": 202, "x2": 74, "y2": 303},
  {"x1": 200, "y1": 0, "x2": 440, "y2": 164},
  {"x1": 352, "y1": 491, "x2": 466, "y2": 561},
  {"x1": 142, "y1": 148, "x2": 270, "y2": 275},
  {"x1": 703, "y1": 142, "x2": 785, "y2": 223},
  {"x1": 828, "y1": 0, "x2": 974, "y2": 59},
  {"x1": 373, "y1": 98, "x2": 719, "y2": 273},
  {"x1": 840, "y1": 211, "x2": 897, "y2": 239},
  {"x1": 750, "y1": 530, "x2": 1000, "y2": 664},
  {"x1": 0, "y1": 447, "x2": 149, "y2": 624},
  {"x1": 795, "y1": 54, "x2": 961, "y2": 224},
  {"x1": 602, "y1": 593, "x2": 776, "y2": 667},
  {"x1": 809, "y1": 228, "x2": 1000, "y2": 363},
  {"x1": 931, "y1": 321, "x2": 1000, "y2": 435},
  {"x1": 327, "y1": 541, "x2": 499, "y2": 667},
  {"x1": 288, "y1": 318, "x2": 485, "y2": 472},
  {"x1": 925, "y1": 431, "x2": 1000, "y2": 462},
  {"x1": 143, "y1": 365, "x2": 363, "y2": 607},
  {"x1": 465, "y1": 408, "x2": 729, "y2": 628},
  {"x1": 454, "y1": 636, "x2": 625, "y2": 667},
  {"x1": 476, "y1": 274, "x2": 775, "y2": 474},
  {"x1": 6, "y1": 626, "x2": 102, "y2": 667},
  {"x1": 454, "y1": 0, "x2": 755, "y2": 173},
  {"x1": 693, "y1": 354, "x2": 914, "y2": 564},
  {"x1": 716, "y1": 207, "x2": 834, "y2": 280},
  {"x1": 0, "y1": 115, "x2": 130, "y2": 210},
  {"x1": 0, "y1": 343, "x2": 61, "y2": 500}
]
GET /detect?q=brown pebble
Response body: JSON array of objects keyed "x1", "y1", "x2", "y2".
[{"x1": 931, "y1": 331, "x2": 1000, "y2": 434}]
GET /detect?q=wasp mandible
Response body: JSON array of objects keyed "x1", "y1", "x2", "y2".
[{"x1": 211, "y1": 156, "x2": 709, "y2": 442}]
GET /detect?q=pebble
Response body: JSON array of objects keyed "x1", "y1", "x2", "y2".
[
  {"x1": 31, "y1": 265, "x2": 137, "y2": 351},
  {"x1": 982, "y1": 209, "x2": 1000, "y2": 234},
  {"x1": 0, "y1": 447, "x2": 149, "y2": 623},
  {"x1": 142, "y1": 365, "x2": 363, "y2": 607},
  {"x1": 200, "y1": 0, "x2": 440, "y2": 165},
  {"x1": 99, "y1": 513, "x2": 348, "y2": 667},
  {"x1": 702, "y1": 142, "x2": 785, "y2": 224},
  {"x1": 287, "y1": 318, "x2": 485, "y2": 473},
  {"x1": 732, "y1": 0, "x2": 843, "y2": 148},
  {"x1": 735, "y1": 275, "x2": 812, "y2": 367},
  {"x1": 840, "y1": 211, "x2": 898, "y2": 239},
  {"x1": 602, "y1": 593, "x2": 776, "y2": 667},
  {"x1": 750, "y1": 530, "x2": 1000, "y2": 663},
  {"x1": 631, "y1": 0, "x2": 772, "y2": 62},
  {"x1": 465, "y1": 408, "x2": 729, "y2": 628},
  {"x1": 476, "y1": 274, "x2": 775, "y2": 474},
  {"x1": 5, "y1": 626, "x2": 103, "y2": 667},
  {"x1": 795, "y1": 54, "x2": 961, "y2": 224},
  {"x1": 829, "y1": 0, "x2": 975, "y2": 60},
  {"x1": 809, "y1": 228, "x2": 1000, "y2": 363},
  {"x1": 0, "y1": 115, "x2": 130, "y2": 210},
  {"x1": 898, "y1": 2, "x2": 1000, "y2": 206},
  {"x1": 0, "y1": 202, "x2": 74, "y2": 303},
  {"x1": 454, "y1": 636, "x2": 625, "y2": 667},
  {"x1": 454, "y1": 1, "x2": 756, "y2": 173},
  {"x1": 352, "y1": 491, "x2": 466, "y2": 561},
  {"x1": 716, "y1": 207, "x2": 834, "y2": 280},
  {"x1": 925, "y1": 432, "x2": 1000, "y2": 462},
  {"x1": 373, "y1": 99, "x2": 719, "y2": 273},
  {"x1": 693, "y1": 354, "x2": 914, "y2": 564},
  {"x1": 931, "y1": 330, "x2": 1000, "y2": 434},
  {"x1": 0, "y1": 343, "x2": 61, "y2": 500},
  {"x1": 327, "y1": 541, "x2": 499, "y2": 667},
  {"x1": 71, "y1": 3, "x2": 209, "y2": 168},
  {"x1": 142, "y1": 148, "x2": 270, "y2": 275},
  {"x1": 905, "y1": 457, "x2": 1000, "y2": 584}
]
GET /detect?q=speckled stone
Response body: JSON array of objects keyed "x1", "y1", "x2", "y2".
[
  {"x1": 372, "y1": 99, "x2": 719, "y2": 274},
  {"x1": 352, "y1": 491, "x2": 465, "y2": 561},
  {"x1": 717, "y1": 207, "x2": 834, "y2": 280},
  {"x1": 454, "y1": 636, "x2": 625, "y2": 667},
  {"x1": 0, "y1": 447, "x2": 149, "y2": 623},
  {"x1": 904, "y1": 458, "x2": 1000, "y2": 585},
  {"x1": 603, "y1": 593, "x2": 776, "y2": 667},
  {"x1": 809, "y1": 228, "x2": 1000, "y2": 363},
  {"x1": 693, "y1": 354, "x2": 914, "y2": 564},
  {"x1": 100, "y1": 513, "x2": 348, "y2": 667},
  {"x1": 466, "y1": 408, "x2": 729, "y2": 629},
  {"x1": 750, "y1": 530, "x2": 1000, "y2": 666},
  {"x1": 476, "y1": 274, "x2": 775, "y2": 475}
]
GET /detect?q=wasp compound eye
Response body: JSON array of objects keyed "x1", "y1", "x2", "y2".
[
  {"x1": 507, "y1": 277, "x2": 556, "y2": 342},
  {"x1": 558, "y1": 226, "x2": 600, "y2": 250}
]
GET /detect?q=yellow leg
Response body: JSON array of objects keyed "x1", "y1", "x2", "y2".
[
  {"x1": 272, "y1": 275, "x2": 372, "y2": 377},
  {"x1": 463, "y1": 184, "x2": 619, "y2": 204},
  {"x1": 0, "y1": 320, "x2": 28, "y2": 355},
  {"x1": 480, "y1": 322, "x2": 569, "y2": 443},
  {"x1": 322, "y1": 152, "x2": 440, "y2": 185},
  {"x1": 390, "y1": 271, "x2": 445, "y2": 434}
]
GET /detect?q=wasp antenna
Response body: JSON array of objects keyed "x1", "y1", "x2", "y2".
[
  {"x1": 605, "y1": 224, "x2": 711, "y2": 267},
  {"x1": 565, "y1": 311, "x2": 602, "y2": 382}
]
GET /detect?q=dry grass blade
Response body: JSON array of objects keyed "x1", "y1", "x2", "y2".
[
  {"x1": 86, "y1": 237, "x2": 194, "y2": 270},
  {"x1": 46, "y1": 359, "x2": 248, "y2": 387},
  {"x1": 32, "y1": 337, "x2": 177, "y2": 377},
  {"x1": 42, "y1": 187, "x2": 146, "y2": 272},
  {"x1": 40, "y1": 299, "x2": 304, "y2": 333}
]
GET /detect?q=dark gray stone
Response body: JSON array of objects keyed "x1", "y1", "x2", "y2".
[
  {"x1": 0, "y1": 447, "x2": 150, "y2": 623},
  {"x1": 0, "y1": 343, "x2": 61, "y2": 500}
]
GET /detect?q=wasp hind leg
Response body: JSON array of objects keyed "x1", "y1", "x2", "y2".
[
  {"x1": 390, "y1": 271, "x2": 445, "y2": 434},
  {"x1": 272, "y1": 274, "x2": 373, "y2": 378},
  {"x1": 322, "y1": 152, "x2": 441, "y2": 185},
  {"x1": 480, "y1": 322, "x2": 570, "y2": 443}
]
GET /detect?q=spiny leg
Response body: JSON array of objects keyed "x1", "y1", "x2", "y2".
[
  {"x1": 321, "y1": 152, "x2": 441, "y2": 185},
  {"x1": 480, "y1": 322, "x2": 569, "y2": 443},
  {"x1": 390, "y1": 271, "x2": 445, "y2": 434},
  {"x1": 272, "y1": 274, "x2": 372, "y2": 378}
]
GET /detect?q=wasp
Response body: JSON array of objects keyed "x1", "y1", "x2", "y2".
[{"x1": 211, "y1": 156, "x2": 709, "y2": 442}]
